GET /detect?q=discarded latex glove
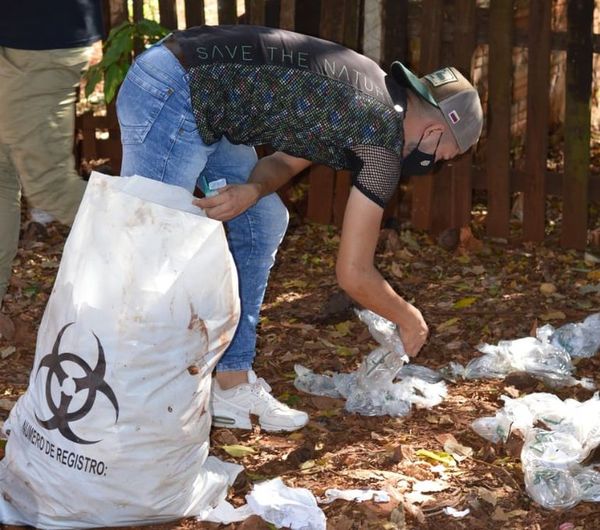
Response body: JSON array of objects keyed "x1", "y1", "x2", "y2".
[
  {"x1": 320, "y1": 488, "x2": 390, "y2": 504},
  {"x1": 246, "y1": 478, "x2": 326, "y2": 530}
]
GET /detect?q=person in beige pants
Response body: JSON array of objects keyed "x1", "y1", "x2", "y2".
[{"x1": 0, "y1": 1, "x2": 104, "y2": 333}]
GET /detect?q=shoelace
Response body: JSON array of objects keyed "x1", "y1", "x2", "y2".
[{"x1": 249, "y1": 378, "x2": 292, "y2": 412}]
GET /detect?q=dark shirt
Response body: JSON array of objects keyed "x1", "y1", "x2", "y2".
[
  {"x1": 174, "y1": 25, "x2": 406, "y2": 208},
  {"x1": 0, "y1": 0, "x2": 104, "y2": 50}
]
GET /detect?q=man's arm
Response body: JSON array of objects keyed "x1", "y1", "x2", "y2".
[
  {"x1": 193, "y1": 152, "x2": 311, "y2": 221},
  {"x1": 336, "y1": 187, "x2": 428, "y2": 357}
]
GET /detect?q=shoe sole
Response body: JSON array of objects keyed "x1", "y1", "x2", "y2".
[{"x1": 211, "y1": 413, "x2": 307, "y2": 432}]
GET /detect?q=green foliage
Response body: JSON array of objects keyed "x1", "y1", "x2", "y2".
[{"x1": 84, "y1": 19, "x2": 169, "y2": 103}]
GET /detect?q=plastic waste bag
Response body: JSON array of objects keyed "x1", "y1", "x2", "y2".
[
  {"x1": 445, "y1": 331, "x2": 594, "y2": 390},
  {"x1": 472, "y1": 393, "x2": 600, "y2": 510},
  {"x1": 0, "y1": 173, "x2": 241, "y2": 528},
  {"x1": 246, "y1": 478, "x2": 326, "y2": 530},
  {"x1": 546, "y1": 313, "x2": 600, "y2": 358},
  {"x1": 294, "y1": 310, "x2": 446, "y2": 417}
]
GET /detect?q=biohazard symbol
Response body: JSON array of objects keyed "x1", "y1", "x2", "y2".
[{"x1": 35, "y1": 323, "x2": 119, "y2": 445}]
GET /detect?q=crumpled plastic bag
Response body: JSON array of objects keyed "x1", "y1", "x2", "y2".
[
  {"x1": 471, "y1": 392, "x2": 600, "y2": 510},
  {"x1": 246, "y1": 478, "x2": 326, "y2": 530},
  {"x1": 441, "y1": 319, "x2": 597, "y2": 390},
  {"x1": 319, "y1": 488, "x2": 390, "y2": 504},
  {"x1": 544, "y1": 313, "x2": 600, "y2": 358},
  {"x1": 294, "y1": 310, "x2": 447, "y2": 417}
]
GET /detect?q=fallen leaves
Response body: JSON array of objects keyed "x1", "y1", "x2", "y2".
[
  {"x1": 221, "y1": 444, "x2": 257, "y2": 458},
  {"x1": 0, "y1": 399, "x2": 15, "y2": 411},
  {"x1": 452, "y1": 297, "x2": 477, "y2": 309},
  {"x1": 0, "y1": 313, "x2": 15, "y2": 341}
]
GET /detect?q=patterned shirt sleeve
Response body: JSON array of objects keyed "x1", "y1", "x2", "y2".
[{"x1": 347, "y1": 145, "x2": 401, "y2": 208}]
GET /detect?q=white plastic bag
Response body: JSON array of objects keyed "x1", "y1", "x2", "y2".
[{"x1": 0, "y1": 173, "x2": 241, "y2": 528}]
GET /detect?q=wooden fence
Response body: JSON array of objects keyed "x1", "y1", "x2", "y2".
[{"x1": 76, "y1": 0, "x2": 600, "y2": 249}]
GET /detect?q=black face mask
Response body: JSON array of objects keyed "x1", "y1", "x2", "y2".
[{"x1": 401, "y1": 132, "x2": 441, "y2": 177}]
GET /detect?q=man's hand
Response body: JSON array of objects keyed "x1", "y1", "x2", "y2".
[
  {"x1": 193, "y1": 152, "x2": 311, "y2": 221},
  {"x1": 397, "y1": 303, "x2": 428, "y2": 357},
  {"x1": 193, "y1": 183, "x2": 261, "y2": 221}
]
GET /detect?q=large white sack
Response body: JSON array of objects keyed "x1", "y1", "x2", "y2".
[{"x1": 0, "y1": 172, "x2": 241, "y2": 528}]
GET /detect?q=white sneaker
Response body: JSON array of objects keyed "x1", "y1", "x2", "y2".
[{"x1": 211, "y1": 371, "x2": 309, "y2": 432}]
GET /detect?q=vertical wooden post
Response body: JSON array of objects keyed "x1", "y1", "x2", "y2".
[
  {"x1": 380, "y1": 0, "x2": 408, "y2": 71},
  {"x1": 343, "y1": 0, "x2": 361, "y2": 50},
  {"x1": 486, "y1": 0, "x2": 513, "y2": 238},
  {"x1": 305, "y1": 0, "x2": 343, "y2": 225},
  {"x1": 333, "y1": 171, "x2": 352, "y2": 227},
  {"x1": 523, "y1": 0, "x2": 551, "y2": 242},
  {"x1": 561, "y1": 0, "x2": 593, "y2": 249},
  {"x1": 218, "y1": 0, "x2": 238, "y2": 24},
  {"x1": 307, "y1": 165, "x2": 336, "y2": 224},
  {"x1": 185, "y1": 0, "x2": 205, "y2": 27},
  {"x1": 131, "y1": 0, "x2": 145, "y2": 55},
  {"x1": 132, "y1": 0, "x2": 143, "y2": 21},
  {"x1": 158, "y1": 0, "x2": 178, "y2": 29},
  {"x1": 107, "y1": 0, "x2": 128, "y2": 29},
  {"x1": 279, "y1": 0, "x2": 295, "y2": 30},
  {"x1": 319, "y1": 0, "x2": 346, "y2": 43},
  {"x1": 248, "y1": 0, "x2": 266, "y2": 25},
  {"x1": 411, "y1": 0, "x2": 443, "y2": 231},
  {"x1": 449, "y1": 0, "x2": 477, "y2": 228}
]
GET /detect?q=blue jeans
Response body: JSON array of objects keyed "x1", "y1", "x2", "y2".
[{"x1": 116, "y1": 44, "x2": 289, "y2": 372}]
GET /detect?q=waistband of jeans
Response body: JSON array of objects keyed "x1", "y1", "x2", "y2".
[{"x1": 133, "y1": 42, "x2": 189, "y2": 89}]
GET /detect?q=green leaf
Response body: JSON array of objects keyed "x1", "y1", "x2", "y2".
[
  {"x1": 105, "y1": 20, "x2": 131, "y2": 42},
  {"x1": 23, "y1": 285, "x2": 40, "y2": 297},
  {"x1": 334, "y1": 321, "x2": 352, "y2": 336},
  {"x1": 136, "y1": 18, "x2": 169, "y2": 40},
  {"x1": 453, "y1": 296, "x2": 477, "y2": 309},
  {"x1": 104, "y1": 63, "x2": 125, "y2": 103},
  {"x1": 84, "y1": 66, "x2": 103, "y2": 97},
  {"x1": 103, "y1": 25, "x2": 134, "y2": 64},
  {"x1": 336, "y1": 345, "x2": 356, "y2": 357},
  {"x1": 221, "y1": 444, "x2": 256, "y2": 458},
  {"x1": 278, "y1": 391, "x2": 301, "y2": 406},
  {"x1": 436, "y1": 317, "x2": 460, "y2": 332}
]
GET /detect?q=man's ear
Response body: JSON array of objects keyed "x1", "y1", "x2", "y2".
[{"x1": 423, "y1": 123, "x2": 444, "y2": 139}]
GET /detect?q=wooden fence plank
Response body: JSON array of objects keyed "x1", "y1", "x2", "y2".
[
  {"x1": 381, "y1": 0, "x2": 409, "y2": 70},
  {"x1": 132, "y1": 0, "x2": 144, "y2": 21},
  {"x1": 185, "y1": 0, "x2": 205, "y2": 27},
  {"x1": 449, "y1": 0, "x2": 477, "y2": 228},
  {"x1": 523, "y1": 0, "x2": 551, "y2": 242},
  {"x1": 107, "y1": 0, "x2": 128, "y2": 29},
  {"x1": 485, "y1": 0, "x2": 512, "y2": 238},
  {"x1": 319, "y1": 0, "x2": 346, "y2": 44},
  {"x1": 218, "y1": 0, "x2": 237, "y2": 24},
  {"x1": 333, "y1": 171, "x2": 352, "y2": 227},
  {"x1": 248, "y1": 0, "x2": 266, "y2": 25},
  {"x1": 279, "y1": 0, "x2": 295, "y2": 30},
  {"x1": 411, "y1": 0, "x2": 443, "y2": 231},
  {"x1": 158, "y1": 0, "x2": 178, "y2": 29},
  {"x1": 307, "y1": 165, "x2": 335, "y2": 224},
  {"x1": 561, "y1": 0, "x2": 593, "y2": 249},
  {"x1": 471, "y1": 169, "x2": 600, "y2": 202},
  {"x1": 304, "y1": 0, "x2": 343, "y2": 224},
  {"x1": 343, "y1": 0, "x2": 361, "y2": 50}
]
